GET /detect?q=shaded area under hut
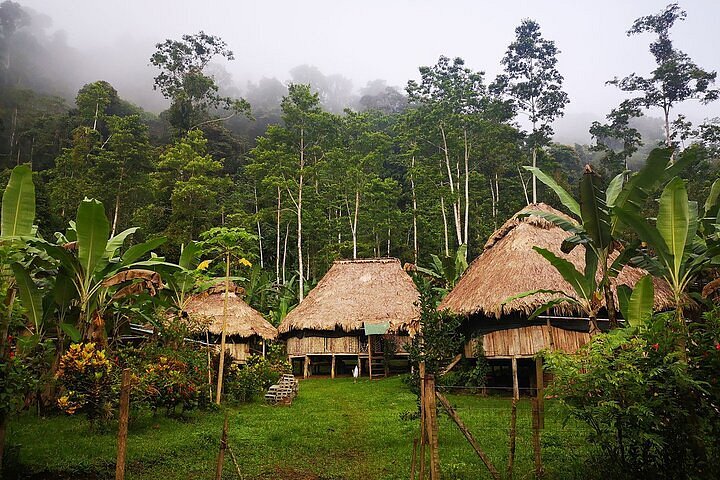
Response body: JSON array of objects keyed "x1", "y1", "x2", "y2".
[
  {"x1": 183, "y1": 283, "x2": 278, "y2": 362},
  {"x1": 440, "y1": 203, "x2": 675, "y2": 397},
  {"x1": 278, "y1": 258, "x2": 420, "y2": 379}
]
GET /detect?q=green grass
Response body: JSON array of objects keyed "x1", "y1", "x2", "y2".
[{"x1": 5, "y1": 377, "x2": 589, "y2": 479}]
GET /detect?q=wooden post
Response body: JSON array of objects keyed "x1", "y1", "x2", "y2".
[
  {"x1": 214, "y1": 411, "x2": 229, "y2": 480},
  {"x1": 424, "y1": 374, "x2": 440, "y2": 480},
  {"x1": 436, "y1": 391, "x2": 500, "y2": 480},
  {"x1": 535, "y1": 357, "x2": 545, "y2": 429},
  {"x1": 115, "y1": 368, "x2": 131, "y2": 480},
  {"x1": 303, "y1": 355, "x2": 310, "y2": 379},
  {"x1": 532, "y1": 399, "x2": 544, "y2": 479},
  {"x1": 262, "y1": 339, "x2": 266, "y2": 357},
  {"x1": 331, "y1": 354, "x2": 336, "y2": 379},
  {"x1": 368, "y1": 335, "x2": 373, "y2": 379},
  {"x1": 419, "y1": 362, "x2": 426, "y2": 480},
  {"x1": 507, "y1": 398, "x2": 517, "y2": 480},
  {"x1": 410, "y1": 437, "x2": 418, "y2": 480},
  {"x1": 358, "y1": 354, "x2": 363, "y2": 376},
  {"x1": 511, "y1": 356, "x2": 519, "y2": 400}
]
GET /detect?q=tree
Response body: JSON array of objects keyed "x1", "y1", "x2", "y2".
[
  {"x1": 608, "y1": 3, "x2": 719, "y2": 150},
  {"x1": 150, "y1": 31, "x2": 250, "y2": 133},
  {"x1": 590, "y1": 101, "x2": 643, "y2": 176},
  {"x1": 494, "y1": 19, "x2": 570, "y2": 204}
]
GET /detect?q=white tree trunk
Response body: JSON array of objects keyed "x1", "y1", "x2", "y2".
[
  {"x1": 276, "y1": 187, "x2": 281, "y2": 285},
  {"x1": 297, "y1": 128, "x2": 305, "y2": 302},
  {"x1": 282, "y1": 223, "x2": 289, "y2": 285},
  {"x1": 441, "y1": 196, "x2": 450, "y2": 257},
  {"x1": 111, "y1": 166, "x2": 125, "y2": 237},
  {"x1": 410, "y1": 156, "x2": 418, "y2": 265},
  {"x1": 254, "y1": 187, "x2": 264, "y2": 269},
  {"x1": 532, "y1": 146, "x2": 537, "y2": 204},
  {"x1": 463, "y1": 129, "x2": 469, "y2": 248},
  {"x1": 440, "y1": 125, "x2": 463, "y2": 246}
]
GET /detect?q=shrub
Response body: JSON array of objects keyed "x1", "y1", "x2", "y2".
[
  {"x1": 545, "y1": 310, "x2": 720, "y2": 480},
  {"x1": 55, "y1": 343, "x2": 115, "y2": 427},
  {"x1": 225, "y1": 354, "x2": 291, "y2": 403}
]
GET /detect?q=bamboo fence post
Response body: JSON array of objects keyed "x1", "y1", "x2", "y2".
[
  {"x1": 507, "y1": 398, "x2": 517, "y2": 480},
  {"x1": 511, "y1": 356, "x2": 519, "y2": 400},
  {"x1": 532, "y1": 399, "x2": 544, "y2": 479},
  {"x1": 215, "y1": 411, "x2": 229, "y2": 480},
  {"x1": 419, "y1": 363, "x2": 426, "y2": 480},
  {"x1": 435, "y1": 391, "x2": 500, "y2": 480},
  {"x1": 410, "y1": 437, "x2": 418, "y2": 480},
  {"x1": 535, "y1": 357, "x2": 545, "y2": 429},
  {"x1": 425, "y1": 374, "x2": 440, "y2": 480},
  {"x1": 115, "y1": 368, "x2": 131, "y2": 480}
]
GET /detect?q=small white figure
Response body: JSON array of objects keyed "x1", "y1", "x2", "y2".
[{"x1": 353, "y1": 364, "x2": 359, "y2": 383}]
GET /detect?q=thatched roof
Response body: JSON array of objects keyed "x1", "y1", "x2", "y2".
[
  {"x1": 278, "y1": 258, "x2": 420, "y2": 335},
  {"x1": 183, "y1": 284, "x2": 277, "y2": 340},
  {"x1": 440, "y1": 203, "x2": 676, "y2": 318}
]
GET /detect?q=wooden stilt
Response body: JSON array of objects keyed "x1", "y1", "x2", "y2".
[
  {"x1": 425, "y1": 374, "x2": 440, "y2": 480},
  {"x1": 532, "y1": 399, "x2": 544, "y2": 478},
  {"x1": 214, "y1": 411, "x2": 229, "y2": 480},
  {"x1": 358, "y1": 354, "x2": 362, "y2": 376},
  {"x1": 368, "y1": 336, "x2": 373, "y2": 379},
  {"x1": 331, "y1": 354, "x2": 336, "y2": 379},
  {"x1": 115, "y1": 369, "x2": 131, "y2": 480},
  {"x1": 511, "y1": 356, "x2": 519, "y2": 400},
  {"x1": 507, "y1": 398, "x2": 518, "y2": 480},
  {"x1": 535, "y1": 357, "x2": 544, "y2": 429},
  {"x1": 303, "y1": 355, "x2": 310, "y2": 379}
]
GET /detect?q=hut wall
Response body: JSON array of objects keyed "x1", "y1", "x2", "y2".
[
  {"x1": 465, "y1": 325, "x2": 590, "y2": 358},
  {"x1": 286, "y1": 334, "x2": 410, "y2": 356},
  {"x1": 221, "y1": 341, "x2": 250, "y2": 362}
]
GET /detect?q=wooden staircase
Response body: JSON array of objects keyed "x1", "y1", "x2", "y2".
[{"x1": 369, "y1": 355, "x2": 386, "y2": 379}]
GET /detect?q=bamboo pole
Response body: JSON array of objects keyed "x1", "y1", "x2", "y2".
[
  {"x1": 436, "y1": 391, "x2": 500, "y2": 480},
  {"x1": 532, "y1": 399, "x2": 544, "y2": 479},
  {"x1": 215, "y1": 411, "x2": 229, "y2": 480},
  {"x1": 115, "y1": 369, "x2": 131, "y2": 480},
  {"x1": 535, "y1": 357, "x2": 545, "y2": 429},
  {"x1": 331, "y1": 354, "x2": 336, "y2": 379},
  {"x1": 425, "y1": 374, "x2": 440, "y2": 480},
  {"x1": 511, "y1": 356, "x2": 519, "y2": 400},
  {"x1": 507, "y1": 398, "x2": 518, "y2": 480},
  {"x1": 215, "y1": 252, "x2": 231, "y2": 405},
  {"x1": 419, "y1": 362, "x2": 426, "y2": 480}
]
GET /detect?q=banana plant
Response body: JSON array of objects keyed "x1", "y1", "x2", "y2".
[
  {"x1": 615, "y1": 177, "x2": 720, "y2": 320},
  {"x1": 29, "y1": 198, "x2": 174, "y2": 343},
  {"x1": 413, "y1": 244, "x2": 468, "y2": 297},
  {"x1": 617, "y1": 275, "x2": 655, "y2": 327},
  {"x1": 523, "y1": 147, "x2": 686, "y2": 329}
]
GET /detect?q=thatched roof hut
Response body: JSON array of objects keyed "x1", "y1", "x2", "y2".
[
  {"x1": 440, "y1": 203, "x2": 675, "y2": 318},
  {"x1": 184, "y1": 284, "x2": 277, "y2": 341},
  {"x1": 278, "y1": 258, "x2": 420, "y2": 336}
]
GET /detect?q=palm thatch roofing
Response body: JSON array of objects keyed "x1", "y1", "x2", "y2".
[
  {"x1": 277, "y1": 258, "x2": 420, "y2": 335},
  {"x1": 183, "y1": 284, "x2": 277, "y2": 340},
  {"x1": 440, "y1": 203, "x2": 675, "y2": 318}
]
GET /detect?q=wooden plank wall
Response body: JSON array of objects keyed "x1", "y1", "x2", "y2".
[
  {"x1": 465, "y1": 326, "x2": 591, "y2": 358},
  {"x1": 286, "y1": 334, "x2": 410, "y2": 356}
]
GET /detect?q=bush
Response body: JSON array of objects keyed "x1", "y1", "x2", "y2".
[
  {"x1": 55, "y1": 343, "x2": 115, "y2": 427},
  {"x1": 225, "y1": 354, "x2": 291, "y2": 403},
  {"x1": 545, "y1": 310, "x2": 720, "y2": 480}
]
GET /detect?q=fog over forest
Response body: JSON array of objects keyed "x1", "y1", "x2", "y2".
[{"x1": 14, "y1": 0, "x2": 720, "y2": 143}]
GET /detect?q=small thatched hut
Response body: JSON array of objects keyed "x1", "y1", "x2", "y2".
[
  {"x1": 440, "y1": 203, "x2": 675, "y2": 395},
  {"x1": 278, "y1": 258, "x2": 420, "y2": 378},
  {"x1": 183, "y1": 284, "x2": 278, "y2": 362}
]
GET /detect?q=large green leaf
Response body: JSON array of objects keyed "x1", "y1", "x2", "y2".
[
  {"x1": 519, "y1": 210, "x2": 582, "y2": 234},
  {"x1": 11, "y1": 262, "x2": 43, "y2": 331},
  {"x1": 533, "y1": 246, "x2": 592, "y2": 301},
  {"x1": 580, "y1": 168, "x2": 612, "y2": 250},
  {"x1": 626, "y1": 275, "x2": 654, "y2": 327},
  {"x1": 605, "y1": 172, "x2": 625, "y2": 208},
  {"x1": 524, "y1": 166, "x2": 581, "y2": 217},
  {"x1": 1, "y1": 165, "x2": 35, "y2": 237},
  {"x1": 178, "y1": 241, "x2": 201, "y2": 270},
  {"x1": 97, "y1": 227, "x2": 138, "y2": 272},
  {"x1": 121, "y1": 237, "x2": 167, "y2": 266},
  {"x1": 76, "y1": 199, "x2": 110, "y2": 277},
  {"x1": 614, "y1": 208, "x2": 671, "y2": 272},
  {"x1": 617, "y1": 284, "x2": 632, "y2": 321},
  {"x1": 528, "y1": 298, "x2": 581, "y2": 321},
  {"x1": 703, "y1": 179, "x2": 720, "y2": 217},
  {"x1": 657, "y1": 178, "x2": 691, "y2": 281}
]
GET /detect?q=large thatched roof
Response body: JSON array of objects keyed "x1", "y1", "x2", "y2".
[
  {"x1": 440, "y1": 203, "x2": 676, "y2": 318},
  {"x1": 278, "y1": 258, "x2": 420, "y2": 335},
  {"x1": 184, "y1": 284, "x2": 277, "y2": 340}
]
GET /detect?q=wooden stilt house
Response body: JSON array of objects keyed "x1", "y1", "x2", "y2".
[
  {"x1": 183, "y1": 284, "x2": 278, "y2": 362},
  {"x1": 440, "y1": 203, "x2": 675, "y2": 396},
  {"x1": 278, "y1": 258, "x2": 420, "y2": 379}
]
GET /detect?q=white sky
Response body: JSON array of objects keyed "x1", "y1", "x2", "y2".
[{"x1": 18, "y1": 0, "x2": 720, "y2": 141}]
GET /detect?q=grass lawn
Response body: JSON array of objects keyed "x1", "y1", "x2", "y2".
[{"x1": 5, "y1": 376, "x2": 589, "y2": 479}]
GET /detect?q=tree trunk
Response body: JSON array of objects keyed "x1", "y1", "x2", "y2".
[
  {"x1": 440, "y1": 125, "x2": 462, "y2": 246},
  {"x1": 410, "y1": 156, "x2": 418, "y2": 264},
  {"x1": 111, "y1": 166, "x2": 125, "y2": 237},
  {"x1": 215, "y1": 252, "x2": 231, "y2": 404},
  {"x1": 532, "y1": 146, "x2": 538, "y2": 204},
  {"x1": 463, "y1": 129, "x2": 469, "y2": 248},
  {"x1": 441, "y1": 196, "x2": 450, "y2": 257},
  {"x1": 254, "y1": 187, "x2": 264, "y2": 269},
  {"x1": 588, "y1": 313, "x2": 601, "y2": 336},
  {"x1": 276, "y1": 187, "x2": 281, "y2": 285},
  {"x1": 348, "y1": 190, "x2": 359, "y2": 259},
  {"x1": 297, "y1": 129, "x2": 305, "y2": 303},
  {"x1": 282, "y1": 223, "x2": 289, "y2": 285}
]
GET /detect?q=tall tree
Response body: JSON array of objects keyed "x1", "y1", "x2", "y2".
[
  {"x1": 608, "y1": 3, "x2": 718, "y2": 149},
  {"x1": 590, "y1": 100, "x2": 643, "y2": 176},
  {"x1": 150, "y1": 31, "x2": 250, "y2": 133},
  {"x1": 494, "y1": 19, "x2": 569, "y2": 204}
]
